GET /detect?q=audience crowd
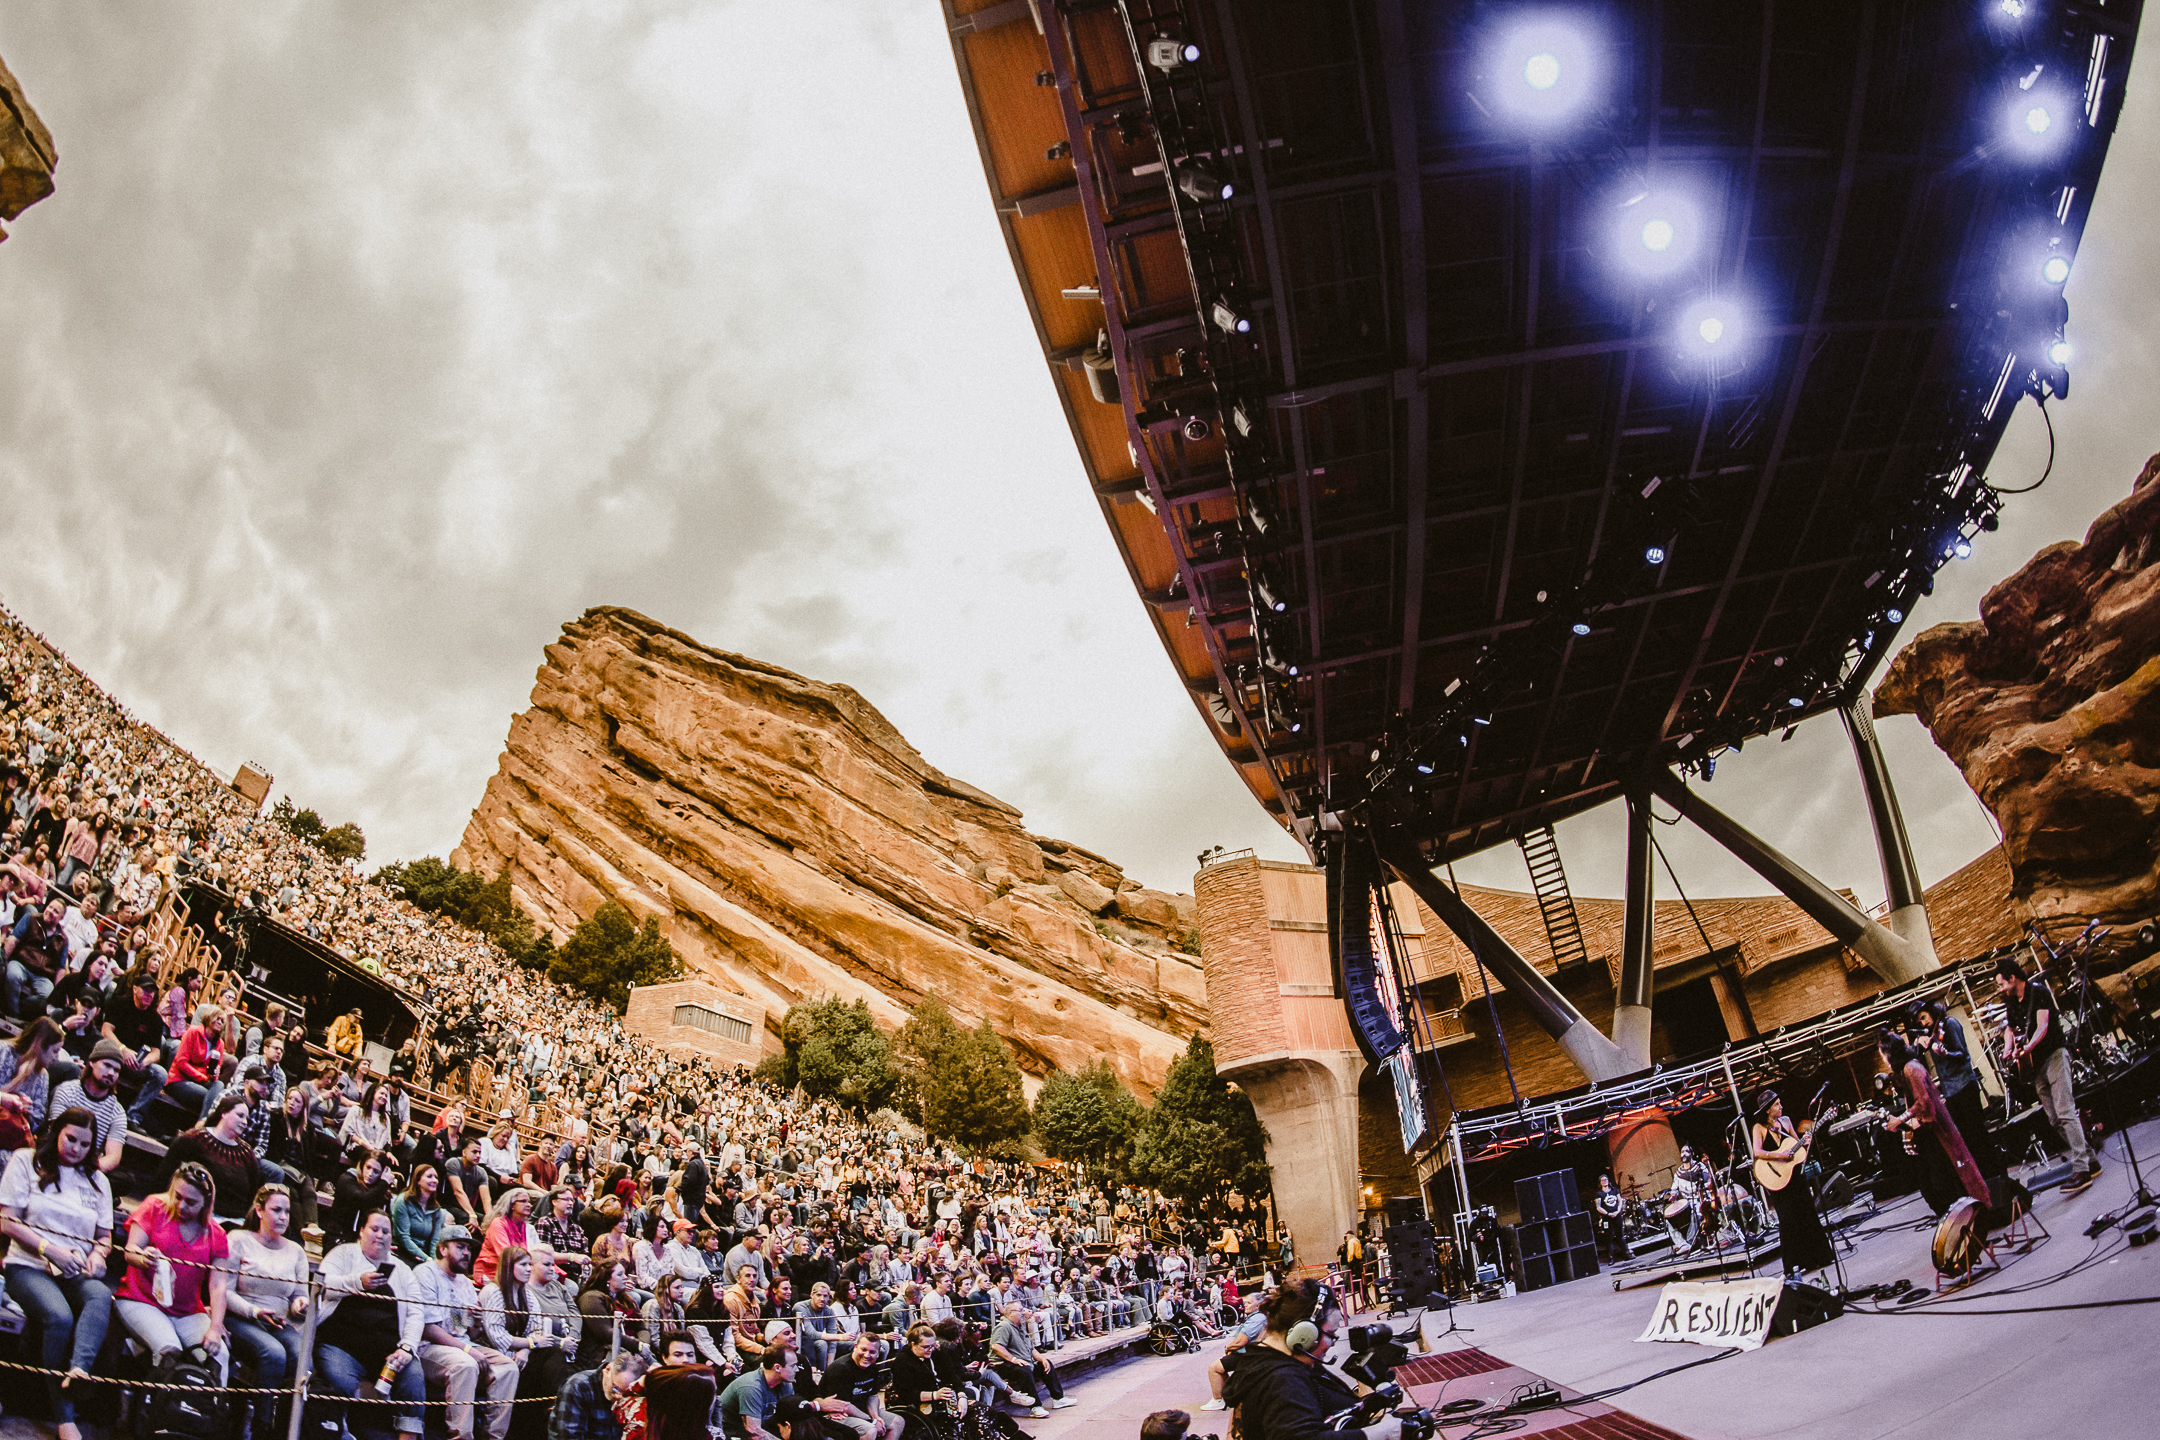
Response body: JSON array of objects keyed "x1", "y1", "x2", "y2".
[{"x1": 0, "y1": 610, "x2": 1282, "y2": 1440}]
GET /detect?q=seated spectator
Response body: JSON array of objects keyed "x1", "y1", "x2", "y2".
[
  {"x1": 227, "y1": 1183, "x2": 311, "y2": 1429},
  {"x1": 480, "y1": 1113, "x2": 524, "y2": 1189},
  {"x1": 578, "y1": 1260, "x2": 645, "y2": 1367},
  {"x1": 155, "y1": 1002, "x2": 227, "y2": 1135},
  {"x1": 393, "y1": 1161, "x2": 450, "y2": 1266},
  {"x1": 445, "y1": 1131, "x2": 495, "y2": 1231},
  {"x1": 989, "y1": 1301, "x2": 1072, "y2": 1416},
  {"x1": 4, "y1": 896, "x2": 69, "y2": 1020},
  {"x1": 46, "y1": 949, "x2": 114, "y2": 1080},
  {"x1": 315, "y1": 1209, "x2": 427, "y2": 1440},
  {"x1": 50, "y1": 1037, "x2": 132, "y2": 1173},
  {"x1": 0, "y1": 1015, "x2": 66, "y2": 1147},
  {"x1": 340, "y1": 1079, "x2": 397, "y2": 1162},
  {"x1": 158, "y1": 1092, "x2": 263, "y2": 1225},
  {"x1": 411, "y1": 1223, "x2": 519, "y2": 1440},
  {"x1": 329, "y1": 1147, "x2": 395, "y2": 1249},
  {"x1": 0, "y1": 1107, "x2": 115, "y2": 1440},
  {"x1": 550, "y1": 1349, "x2": 650, "y2": 1440},
  {"x1": 326, "y1": 1007, "x2": 365, "y2": 1058},
  {"x1": 102, "y1": 968, "x2": 171, "y2": 1129},
  {"x1": 480, "y1": 1243, "x2": 576, "y2": 1440},
  {"x1": 478, "y1": 1185, "x2": 538, "y2": 1288},
  {"x1": 114, "y1": 1161, "x2": 232, "y2": 1382}
]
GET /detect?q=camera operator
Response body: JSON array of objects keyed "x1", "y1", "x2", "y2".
[{"x1": 1221, "y1": 1281, "x2": 1402, "y2": 1440}]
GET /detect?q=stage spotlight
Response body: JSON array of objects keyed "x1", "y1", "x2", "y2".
[
  {"x1": 1181, "y1": 415, "x2": 1212, "y2": 442},
  {"x1": 2048, "y1": 339, "x2": 2073, "y2": 365},
  {"x1": 1886, "y1": 607, "x2": 1905, "y2": 624},
  {"x1": 1954, "y1": 539, "x2": 1973, "y2": 559},
  {"x1": 1610, "y1": 190, "x2": 1703, "y2": 277},
  {"x1": 2042, "y1": 255, "x2": 2071, "y2": 285},
  {"x1": 1787, "y1": 697, "x2": 1805, "y2": 709},
  {"x1": 2005, "y1": 89, "x2": 2074, "y2": 157},
  {"x1": 1416, "y1": 762, "x2": 1435, "y2": 775},
  {"x1": 1488, "y1": 16, "x2": 1601, "y2": 127},
  {"x1": 1212, "y1": 299, "x2": 1251, "y2": 334},
  {"x1": 1147, "y1": 36, "x2": 1200, "y2": 72},
  {"x1": 1177, "y1": 166, "x2": 1233, "y2": 203},
  {"x1": 1998, "y1": 0, "x2": 2027, "y2": 16},
  {"x1": 1645, "y1": 544, "x2": 1667, "y2": 565},
  {"x1": 1571, "y1": 622, "x2": 1592, "y2": 636},
  {"x1": 1255, "y1": 575, "x2": 1289, "y2": 613},
  {"x1": 1678, "y1": 297, "x2": 1744, "y2": 359}
]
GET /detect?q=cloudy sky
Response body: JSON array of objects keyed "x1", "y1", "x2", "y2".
[{"x1": 0, "y1": 4, "x2": 2150, "y2": 908}]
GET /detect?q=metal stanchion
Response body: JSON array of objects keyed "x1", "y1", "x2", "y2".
[{"x1": 283, "y1": 1290, "x2": 321, "y2": 1440}]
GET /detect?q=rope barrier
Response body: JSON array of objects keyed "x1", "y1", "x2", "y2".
[{"x1": 0, "y1": 1356, "x2": 572, "y2": 1404}]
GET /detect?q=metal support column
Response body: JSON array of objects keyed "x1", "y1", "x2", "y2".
[
  {"x1": 1842, "y1": 695, "x2": 1941, "y2": 970},
  {"x1": 1612, "y1": 788, "x2": 1656, "y2": 1068},
  {"x1": 1382, "y1": 844, "x2": 1635, "y2": 1082},
  {"x1": 1647, "y1": 767, "x2": 1930, "y2": 984}
]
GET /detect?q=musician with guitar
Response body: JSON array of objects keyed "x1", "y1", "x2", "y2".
[
  {"x1": 1997, "y1": 955, "x2": 2098, "y2": 1193},
  {"x1": 1750, "y1": 1090, "x2": 1835, "y2": 1277}
]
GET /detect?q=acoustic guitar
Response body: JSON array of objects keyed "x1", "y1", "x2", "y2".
[{"x1": 1753, "y1": 1109, "x2": 1838, "y2": 1192}]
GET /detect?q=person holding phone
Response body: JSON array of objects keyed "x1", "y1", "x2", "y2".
[
  {"x1": 317, "y1": 1209, "x2": 427, "y2": 1439},
  {"x1": 227, "y1": 1183, "x2": 311, "y2": 1436}
]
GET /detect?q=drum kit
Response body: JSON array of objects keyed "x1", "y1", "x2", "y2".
[{"x1": 1636, "y1": 1149, "x2": 1768, "y2": 1255}]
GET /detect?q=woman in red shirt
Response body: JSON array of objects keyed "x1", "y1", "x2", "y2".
[
  {"x1": 158, "y1": 1005, "x2": 226, "y2": 1131},
  {"x1": 114, "y1": 1161, "x2": 231, "y2": 1380}
]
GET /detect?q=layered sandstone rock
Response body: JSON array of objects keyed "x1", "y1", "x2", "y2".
[
  {"x1": 0, "y1": 50, "x2": 59, "y2": 241},
  {"x1": 1876, "y1": 455, "x2": 2160, "y2": 921},
  {"x1": 453, "y1": 608, "x2": 1204, "y2": 1093}
]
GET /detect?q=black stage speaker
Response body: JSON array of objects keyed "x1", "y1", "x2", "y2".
[
  {"x1": 1770, "y1": 1281, "x2": 1844, "y2": 1337},
  {"x1": 1384, "y1": 1195, "x2": 1428, "y2": 1229},
  {"x1": 1385, "y1": 1221, "x2": 1439, "y2": 1300},
  {"x1": 1516, "y1": 1169, "x2": 1580, "y2": 1222}
]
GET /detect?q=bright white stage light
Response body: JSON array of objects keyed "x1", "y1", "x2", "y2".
[
  {"x1": 2025, "y1": 104, "x2": 2052, "y2": 134},
  {"x1": 1489, "y1": 17, "x2": 1601, "y2": 127},
  {"x1": 1678, "y1": 296, "x2": 1746, "y2": 360},
  {"x1": 1571, "y1": 622, "x2": 1592, "y2": 636},
  {"x1": 1886, "y1": 607, "x2": 1904, "y2": 624},
  {"x1": 1641, "y1": 218, "x2": 1674, "y2": 252},
  {"x1": 2048, "y1": 339, "x2": 2073, "y2": 365},
  {"x1": 2042, "y1": 255, "x2": 2071, "y2": 284},
  {"x1": 1609, "y1": 188, "x2": 1705, "y2": 279},
  {"x1": 1954, "y1": 539, "x2": 1973, "y2": 559}
]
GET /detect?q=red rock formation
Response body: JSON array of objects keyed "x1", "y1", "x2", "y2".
[
  {"x1": 1875, "y1": 455, "x2": 2160, "y2": 921},
  {"x1": 453, "y1": 608, "x2": 1204, "y2": 1093},
  {"x1": 0, "y1": 50, "x2": 59, "y2": 241}
]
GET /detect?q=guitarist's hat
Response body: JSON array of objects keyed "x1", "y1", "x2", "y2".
[{"x1": 1752, "y1": 1087, "x2": 1780, "y2": 1117}]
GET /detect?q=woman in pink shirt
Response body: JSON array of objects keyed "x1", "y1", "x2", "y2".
[{"x1": 114, "y1": 1161, "x2": 231, "y2": 1380}]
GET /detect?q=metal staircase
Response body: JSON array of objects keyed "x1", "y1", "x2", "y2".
[{"x1": 1518, "y1": 825, "x2": 1592, "y2": 976}]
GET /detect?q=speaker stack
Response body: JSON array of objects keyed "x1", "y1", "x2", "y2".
[
  {"x1": 1384, "y1": 1218, "x2": 1442, "y2": 1307},
  {"x1": 1513, "y1": 1169, "x2": 1600, "y2": 1292}
]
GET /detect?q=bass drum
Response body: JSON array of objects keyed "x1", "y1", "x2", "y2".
[{"x1": 1932, "y1": 1197, "x2": 1986, "y2": 1278}]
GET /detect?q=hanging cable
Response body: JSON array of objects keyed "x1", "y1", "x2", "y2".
[
  {"x1": 1650, "y1": 832, "x2": 1717, "y2": 956},
  {"x1": 1987, "y1": 394, "x2": 2056, "y2": 494}
]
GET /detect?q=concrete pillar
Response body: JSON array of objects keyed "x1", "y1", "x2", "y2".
[
  {"x1": 1613, "y1": 789, "x2": 1655, "y2": 1068},
  {"x1": 1219, "y1": 1052, "x2": 1366, "y2": 1265}
]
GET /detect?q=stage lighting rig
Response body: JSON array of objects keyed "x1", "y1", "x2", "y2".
[
  {"x1": 1176, "y1": 165, "x2": 1232, "y2": 203},
  {"x1": 1146, "y1": 35, "x2": 1200, "y2": 72}
]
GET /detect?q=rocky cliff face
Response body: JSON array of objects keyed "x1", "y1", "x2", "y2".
[
  {"x1": 1875, "y1": 455, "x2": 2160, "y2": 921},
  {"x1": 453, "y1": 608, "x2": 1205, "y2": 1093}
]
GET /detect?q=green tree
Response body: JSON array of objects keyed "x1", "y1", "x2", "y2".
[
  {"x1": 318, "y1": 822, "x2": 367, "y2": 862},
  {"x1": 765, "y1": 997, "x2": 897, "y2": 1111},
  {"x1": 1130, "y1": 1034, "x2": 1270, "y2": 1209},
  {"x1": 373, "y1": 857, "x2": 557, "y2": 969},
  {"x1": 893, "y1": 995, "x2": 962, "y2": 1120},
  {"x1": 922, "y1": 1019, "x2": 1029, "y2": 1151},
  {"x1": 1033, "y1": 1060, "x2": 1144, "y2": 1172},
  {"x1": 546, "y1": 900, "x2": 683, "y2": 1011}
]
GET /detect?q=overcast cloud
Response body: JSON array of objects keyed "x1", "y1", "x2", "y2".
[{"x1": 0, "y1": 4, "x2": 2151, "y2": 908}]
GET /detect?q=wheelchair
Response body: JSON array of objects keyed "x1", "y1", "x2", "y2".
[{"x1": 1148, "y1": 1316, "x2": 1200, "y2": 1355}]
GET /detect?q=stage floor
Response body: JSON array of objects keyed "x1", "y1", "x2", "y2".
[{"x1": 1416, "y1": 1115, "x2": 2160, "y2": 1440}]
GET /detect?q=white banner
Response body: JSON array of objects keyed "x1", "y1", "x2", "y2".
[{"x1": 1635, "y1": 1278, "x2": 1783, "y2": 1352}]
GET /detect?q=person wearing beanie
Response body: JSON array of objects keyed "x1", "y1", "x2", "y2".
[{"x1": 49, "y1": 1036, "x2": 134, "y2": 1174}]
